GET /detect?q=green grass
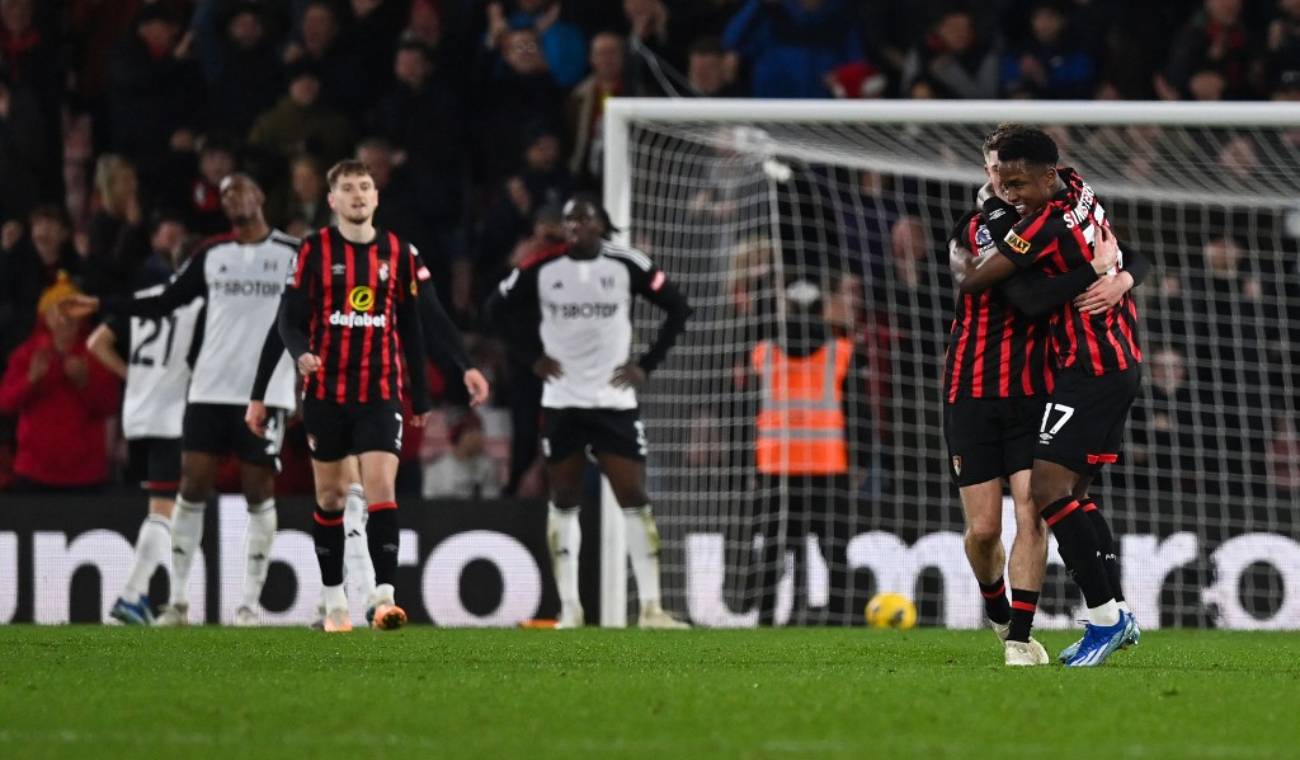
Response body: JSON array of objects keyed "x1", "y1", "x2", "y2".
[{"x1": 1, "y1": 627, "x2": 1297, "y2": 759}]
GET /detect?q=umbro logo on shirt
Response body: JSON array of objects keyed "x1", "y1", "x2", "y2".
[{"x1": 332, "y1": 264, "x2": 346, "y2": 275}]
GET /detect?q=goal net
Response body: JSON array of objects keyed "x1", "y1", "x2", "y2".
[{"x1": 603, "y1": 100, "x2": 1300, "y2": 630}]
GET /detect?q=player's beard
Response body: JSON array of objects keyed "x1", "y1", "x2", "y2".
[{"x1": 341, "y1": 208, "x2": 373, "y2": 225}]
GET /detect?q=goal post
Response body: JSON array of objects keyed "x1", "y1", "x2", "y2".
[{"x1": 602, "y1": 98, "x2": 1300, "y2": 630}]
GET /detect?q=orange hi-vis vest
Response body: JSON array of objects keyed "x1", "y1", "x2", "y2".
[{"x1": 752, "y1": 337, "x2": 851, "y2": 475}]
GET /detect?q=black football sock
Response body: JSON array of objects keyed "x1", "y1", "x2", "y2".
[
  {"x1": 978, "y1": 576, "x2": 1011, "y2": 625},
  {"x1": 1007, "y1": 588, "x2": 1040, "y2": 643},
  {"x1": 1079, "y1": 498, "x2": 1124, "y2": 604},
  {"x1": 367, "y1": 502, "x2": 400, "y2": 587},
  {"x1": 1041, "y1": 496, "x2": 1114, "y2": 609},
  {"x1": 312, "y1": 505, "x2": 345, "y2": 587}
]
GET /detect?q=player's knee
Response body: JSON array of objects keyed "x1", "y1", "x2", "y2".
[
  {"x1": 551, "y1": 487, "x2": 582, "y2": 510},
  {"x1": 613, "y1": 486, "x2": 649, "y2": 509},
  {"x1": 178, "y1": 479, "x2": 210, "y2": 504},
  {"x1": 315, "y1": 483, "x2": 347, "y2": 512},
  {"x1": 965, "y1": 520, "x2": 1000, "y2": 548},
  {"x1": 1030, "y1": 479, "x2": 1066, "y2": 512},
  {"x1": 1015, "y1": 509, "x2": 1048, "y2": 542}
]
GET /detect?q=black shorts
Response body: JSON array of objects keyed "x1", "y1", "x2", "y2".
[
  {"x1": 302, "y1": 398, "x2": 404, "y2": 461},
  {"x1": 1034, "y1": 365, "x2": 1141, "y2": 475},
  {"x1": 541, "y1": 407, "x2": 647, "y2": 463},
  {"x1": 183, "y1": 403, "x2": 286, "y2": 468},
  {"x1": 944, "y1": 396, "x2": 1040, "y2": 487},
  {"x1": 128, "y1": 438, "x2": 182, "y2": 497}
]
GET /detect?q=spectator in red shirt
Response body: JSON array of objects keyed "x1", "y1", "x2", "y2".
[{"x1": 0, "y1": 274, "x2": 120, "y2": 491}]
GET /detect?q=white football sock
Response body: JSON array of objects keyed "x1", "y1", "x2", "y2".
[
  {"x1": 547, "y1": 503, "x2": 581, "y2": 617},
  {"x1": 343, "y1": 483, "x2": 375, "y2": 599},
  {"x1": 322, "y1": 584, "x2": 348, "y2": 613},
  {"x1": 1088, "y1": 599, "x2": 1121, "y2": 627},
  {"x1": 1117, "y1": 600, "x2": 1131, "y2": 614},
  {"x1": 123, "y1": 514, "x2": 171, "y2": 602},
  {"x1": 623, "y1": 504, "x2": 662, "y2": 609},
  {"x1": 169, "y1": 497, "x2": 206, "y2": 607},
  {"x1": 242, "y1": 499, "x2": 277, "y2": 609}
]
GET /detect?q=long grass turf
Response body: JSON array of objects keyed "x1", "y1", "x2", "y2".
[{"x1": 1, "y1": 626, "x2": 1297, "y2": 759}]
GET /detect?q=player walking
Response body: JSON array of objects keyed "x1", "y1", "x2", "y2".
[
  {"x1": 65, "y1": 174, "x2": 297, "y2": 626},
  {"x1": 246, "y1": 215, "x2": 490, "y2": 628},
  {"x1": 957, "y1": 126, "x2": 1143, "y2": 667},
  {"x1": 275, "y1": 159, "x2": 436, "y2": 633},
  {"x1": 90, "y1": 263, "x2": 203, "y2": 625},
  {"x1": 488, "y1": 196, "x2": 692, "y2": 629}
]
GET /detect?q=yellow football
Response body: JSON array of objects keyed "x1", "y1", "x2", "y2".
[{"x1": 865, "y1": 592, "x2": 917, "y2": 630}]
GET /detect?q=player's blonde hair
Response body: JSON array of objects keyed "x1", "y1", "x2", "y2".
[{"x1": 326, "y1": 159, "x2": 372, "y2": 189}]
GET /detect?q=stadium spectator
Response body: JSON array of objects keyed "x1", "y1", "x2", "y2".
[
  {"x1": 0, "y1": 205, "x2": 79, "y2": 364},
  {"x1": 371, "y1": 39, "x2": 464, "y2": 176},
  {"x1": 686, "y1": 36, "x2": 743, "y2": 97},
  {"x1": 248, "y1": 61, "x2": 355, "y2": 166},
  {"x1": 0, "y1": 0, "x2": 61, "y2": 202},
  {"x1": 1159, "y1": 0, "x2": 1259, "y2": 99},
  {"x1": 179, "y1": 137, "x2": 237, "y2": 236},
  {"x1": 0, "y1": 274, "x2": 120, "y2": 491},
  {"x1": 268, "y1": 153, "x2": 331, "y2": 237},
  {"x1": 283, "y1": 0, "x2": 365, "y2": 111},
  {"x1": 1000, "y1": 2, "x2": 1096, "y2": 99},
  {"x1": 195, "y1": 2, "x2": 286, "y2": 138},
  {"x1": 474, "y1": 25, "x2": 564, "y2": 184},
  {"x1": 340, "y1": 0, "x2": 408, "y2": 107},
  {"x1": 1129, "y1": 347, "x2": 1202, "y2": 496},
  {"x1": 106, "y1": 6, "x2": 202, "y2": 167},
  {"x1": 138, "y1": 212, "x2": 189, "y2": 288},
  {"x1": 723, "y1": 0, "x2": 867, "y2": 99},
  {"x1": 85, "y1": 154, "x2": 150, "y2": 298},
  {"x1": 566, "y1": 32, "x2": 627, "y2": 189},
  {"x1": 901, "y1": 8, "x2": 1000, "y2": 99},
  {"x1": 422, "y1": 411, "x2": 502, "y2": 499},
  {"x1": 1268, "y1": 0, "x2": 1300, "y2": 76},
  {"x1": 0, "y1": 70, "x2": 44, "y2": 222},
  {"x1": 486, "y1": 0, "x2": 587, "y2": 88}
]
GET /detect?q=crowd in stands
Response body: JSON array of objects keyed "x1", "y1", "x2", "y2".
[{"x1": 1, "y1": 0, "x2": 1299, "y2": 496}]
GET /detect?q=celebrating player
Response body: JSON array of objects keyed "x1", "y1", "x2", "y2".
[
  {"x1": 274, "y1": 159, "x2": 439, "y2": 633},
  {"x1": 945, "y1": 125, "x2": 1148, "y2": 665},
  {"x1": 64, "y1": 174, "x2": 297, "y2": 626},
  {"x1": 487, "y1": 196, "x2": 692, "y2": 629},
  {"x1": 957, "y1": 126, "x2": 1143, "y2": 667}
]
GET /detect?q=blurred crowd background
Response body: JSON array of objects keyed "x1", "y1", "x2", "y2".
[{"x1": 1, "y1": 0, "x2": 1299, "y2": 499}]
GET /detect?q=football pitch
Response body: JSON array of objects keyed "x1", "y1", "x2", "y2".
[{"x1": 1, "y1": 627, "x2": 1297, "y2": 759}]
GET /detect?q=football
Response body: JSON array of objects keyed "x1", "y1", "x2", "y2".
[{"x1": 865, "y1": 592, "x2": 917, "y2": 630}]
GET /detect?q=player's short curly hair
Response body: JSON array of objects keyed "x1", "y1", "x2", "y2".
[
  {"x1": 982, "y1": 122, "x2": 1026, "y2": 155},
  {"x1": 993, "y1": 126, "x2": 1059, "y2": 167}
]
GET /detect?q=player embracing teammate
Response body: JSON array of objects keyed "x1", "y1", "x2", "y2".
[{"x1": 955, "y1": 125, "x2": 1147, "y2": 667}]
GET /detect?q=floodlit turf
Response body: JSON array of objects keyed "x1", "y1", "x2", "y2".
[{"x1": 1, "y1": 627, "x2": 1298, "y2": 759}]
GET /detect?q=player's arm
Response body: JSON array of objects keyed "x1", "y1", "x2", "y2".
[
  {"x1": 245, "y1": 316, "x2": 287, "y2": 436},
  {"x1": 411, "y1": 254, "x2": 489, "y2": 406},
  {"x1": 618, "y1": 261, "x2": 693, "y2": 387},
  {"x1": 1073, "y1": 230, "x2": 1152, "y2": 315},
  {"x1": 396, "y1": 285, "x2": 433, "y2": 418},
  {"x1": 66, "y1": 248, "x2": 208, "y2": 319},
  {"x1": 959, "y1": 197, "x2": 1064, "y2": 295},
  {"x1": 278, "y1": 240, "x2": 319, "y2": 374},
  {"x1": 483, "y1": 265, "x2": 552, "y2": 378},
  {"x1": 86, "y1": 318, "x2": 128, "y2": 381}
]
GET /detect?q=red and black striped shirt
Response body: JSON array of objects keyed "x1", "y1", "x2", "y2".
[
  {"x1": 944, "y1": 210, "x2": 1053, "y2": 403},
  {"x1": 998, "y1": 168, "x2": 1142, "y2": 376},
  {"x1": 286, "y1": 226, "x2": 431, "y2": 405}
]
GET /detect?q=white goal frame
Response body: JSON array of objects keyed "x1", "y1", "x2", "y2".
[{"x1": 597, "y1": 98, "x2": 1300, "y2": 628}]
